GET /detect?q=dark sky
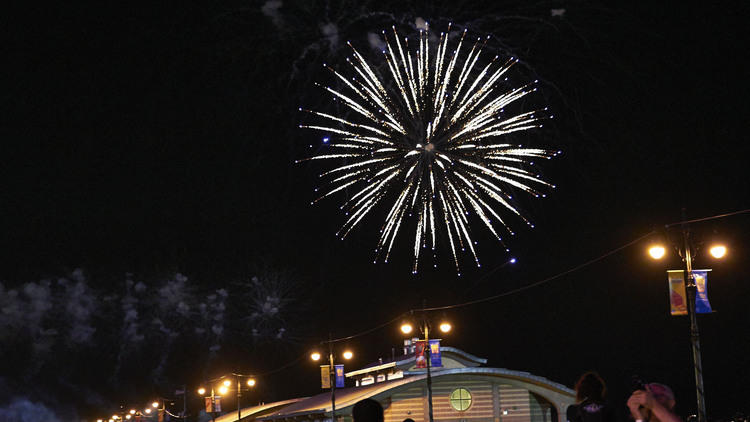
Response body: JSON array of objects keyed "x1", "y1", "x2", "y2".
[{"x1": 2, "y1": 1, "x2": 750, "y2": 421}]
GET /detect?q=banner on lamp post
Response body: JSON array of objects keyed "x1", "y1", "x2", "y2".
[
  {"x1": 320, "y1": 365, "x2": 331, "y2": 389},
  {"x1": 667, "y1": 270, "x2": 688, "y2": 316},
  {"x1": 415, "y1": 341, "x2": 427, "y2": 368},
  {"x1": 429, "y1": 339, "x2": 442, "y2": 367},
  {"x1": 692, "y1": 270, "x2": 713, "y2": 313},
  {"x1": 335, "y1": 364, "x2": 345, "y2": 388}
]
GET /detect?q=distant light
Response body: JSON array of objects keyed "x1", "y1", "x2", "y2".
[
  {"x1": 343, "y1": 350, "x2": 354, "y2": 360},
  {"x1": 197, "y1": 388, "x2": 206, "y2": 395},
  {"x1": 400, "y1": 323, "x2": 413, "y2": 335},
  {"x1": 709, "y1": 245, "x2": 727, "y2": 259},
  {"x1": 509, "y1": 258, "x2": 516, "y2": 264},
  {"x1": 129, "y1": 410, "x2": 136, "y2": 414},
  {"x1": 145, "y1": 409, "x2": 152, "y2": 414},
  {"x1": 223, "y1": 380, "x2": 231, "y2": 387},
  {"x1": 648, "y1": 245, "x2": 666, "y2": 260},
  {"x1": 439, "y1": 322, "x2": 452, "y2": 333},
  {"x1": 218, "y1": 386, "x2": 229, "y2": 395},
  {"x1": 152, "y1": 402, "x2": 159, "y2": 408},
  {"x1": 247, "y1": 378, "x2": 256, "y2": 387},
  {"x1": 323, "y1": 137, "x2": 330, "y2": 143},
  {"x1": 311, "y1": 352, "x2": 322, "y2": 361},
  {"x1": 125, "y1": 416, "x2": 132, "y2": 420}
]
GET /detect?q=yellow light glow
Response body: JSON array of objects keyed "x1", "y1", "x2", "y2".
[
  {"x1": 648, "y1": 245, "x2": 666, "y2": 260},
  {"x1": 129, "y1": 410, "x2": 136, "y2": 415},
  {"x1": 223, "y1": 380, "x2": 231, "y2": 387},
  {"x1": 198, "y1": 387, "x2": 206, "y2": 395},
  {"x1": 439, "y1": 322, "x2": 452, "y2": 333},
  {"x1": 400, "y1": 323, "x2": 413, "y2": 334},
  {"x1": 709, "y1": 245, "x2": 727, "y2": 259},
  {"x1": 152, "y1": 401, "x2": 159, "y2": 408},
  {"x1": 145, "y1": 409, "x2": 152, "y2": 414},
  {"x1": 98, "y1": 419, "x2": 103, "y2": 422},
  {"x1": 112, "y1": 416, "x2": 119, "y2": 420},
  {"x1": 125, "y1": 416, "x2": 131, "y2": 420},
  {"x1": 218, "y1": 386, "x2": 229, "y2": 395},
  {"x1": 247, "y1": 378, "x2": 256, "y2": 387},
  {"x1": 311, "y1": 352, "x2": 321, "y2": 361},
  {"x1": 343, "y1": 350, "x2": 353, "y2": 360}
]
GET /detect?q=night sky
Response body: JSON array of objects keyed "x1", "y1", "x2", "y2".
[{"x1": 3, "y1": 1, "x2": 750, "y2": 421}]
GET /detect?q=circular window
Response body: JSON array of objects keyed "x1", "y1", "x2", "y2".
[{"x1": 449, "y1": 388, "x2": 472, "y2": 411}]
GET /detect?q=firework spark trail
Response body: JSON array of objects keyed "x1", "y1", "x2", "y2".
[{"x1": 299, "y1": 24, "x2": 560, "y2": 274}]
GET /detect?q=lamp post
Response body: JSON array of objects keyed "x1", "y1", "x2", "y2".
[
  {"x1": 311, "y1": 342, "x2": 353, "y2": 422},
  {"x1": 223, "y1": 373, "x2": 256, "y2": 422},
  {"x1": 400, "y1": 317, "x2": 451, "y2": 422},
  {"x1": 648, "y1": 226, "x2": 727, "y2": 422},
  {"x1": 197, "y1": 386, "x2": 218, "y2": 422}
]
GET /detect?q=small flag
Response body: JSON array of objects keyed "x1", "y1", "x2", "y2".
[
  {"x1": 204, "y1": 397, "x2": 212, "y2": 413},
  {"x1": 693, "y1": 270, "x2": 713, "y2": 314},
  {"x1": 320, "y1": 365, "x2": 331, "y2": 389},
  {"x1": 335, "y1": 364, "x2": 345, "y2": 388},
  {"x1": 429, "y1": 339, "x2": 442, "y2": 367},
  {"x1": 667, "y1": 270, "x2": 688, "y2": 315},
  {"x1": 415, "y1": 341, "x2": 427, "y2": 368},
  {"x1": 214, "y1": 398, "x2": 221, "y2": 412}
]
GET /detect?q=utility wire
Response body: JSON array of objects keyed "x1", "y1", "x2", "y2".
[{"x1": 665, "y1": 208, "x2": 750, "y2": 228}]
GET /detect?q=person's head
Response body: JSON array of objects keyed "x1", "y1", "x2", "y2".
[
  {"x1": 574, "y1": 371, "x2": 607, "y2": 402},
  {"x1": 647, "y1": 383, "x2": 676, "y2": 411},
  {"x1": 403, "y1": 419, "x2": 415, "y2": 422},
  {"x1": 352, "y1": 399, "x2": 384, "y2": 422}
]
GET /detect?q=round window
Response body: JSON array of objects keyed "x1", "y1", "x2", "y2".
[{"x1": 449, "y1": 388, "x2": 472, "y2": 411}]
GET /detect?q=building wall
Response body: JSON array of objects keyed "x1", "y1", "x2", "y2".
[
  {"x1": 377, "y1": 375, "x2": 565, "y2": 422},
  {"x1": 383, "y1": 386, "x2": 426, "y2": 422}
]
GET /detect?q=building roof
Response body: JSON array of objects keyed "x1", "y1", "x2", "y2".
[
  {"x1": 213, "y1": 398, "x2": 307, "y2": 422},
  {"x1": 346, "y1": 346, "x2": 488, "y2": 378},
  {"x1": 259, "y1": 367, "x2": 573, "y2": 421}
]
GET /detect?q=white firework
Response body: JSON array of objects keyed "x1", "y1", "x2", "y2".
[{"x1": 299, "y1": 24, "x2": 560, "y2": 274}]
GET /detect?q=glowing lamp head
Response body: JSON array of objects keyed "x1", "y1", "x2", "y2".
[
  {"x1": 509, "y1": 258, "x2": 516, "y2": 264},
  {"x1": 129, "y1": 410, "x2": 136, "y2": 415},
  {"x1": 709, "y1": 245, "x2": 727, "y2": 259},
  {"x1": 648, "y1": 245, "x2": 666, "y2": 260},
  {"x1": 247, "y1": 378, "x2": 256, "y2": 387},
  {"x1": 152, "y1": 402, "x2": 159, "y2": 408},
  {"x1": 439, "y1": 322, "x2": 452, "y2": 333},
  {"x1": 343, "y1": 350, "x2": 353, "y2": 360},
  {"x1": 197, "y1": 387, "x2": 206, "y2": 395},
  {"x1": 311, "y1": 352, "x2": 321, "y2": 361},
  {"x1": 400, "y1": 323, "x2": 413, "y2": 335},
  {"x1": 223, "y1": 380, "x2": 231, "y2": 387},
  {"x1": 218, "y1": 386, "x2": 229, "y2": 395},
  {"x1": 125, "y1": 416, "x2": 132, "y2": 420},
  {"x1": 145, "y1": 409, "x2": 152, "y2": 414}
]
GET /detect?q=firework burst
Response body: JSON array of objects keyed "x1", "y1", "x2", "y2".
[{"x1": 298, "y1": 24, "x2": 560, "y2": 274}]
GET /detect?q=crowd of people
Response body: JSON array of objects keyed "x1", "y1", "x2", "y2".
[{"x1": 566, "y1": 372, "x2": 681, "y2": 422}]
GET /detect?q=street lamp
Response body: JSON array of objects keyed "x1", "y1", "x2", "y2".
[
  {"x1": 197, "y1": 386, "x2": 218, "y2": 422},
  {"x1": 222, "y1": 373, "x2": 258, "y2": 422},
  {"x1": 311, "y1": 344, "x2": 353, "y2": 422},
  {"x1": 648, "y1": 230, "x2": 727, "y2": 422},
  {"x1": 400, "y1": 316, "x2": 452, "y2": 422}
]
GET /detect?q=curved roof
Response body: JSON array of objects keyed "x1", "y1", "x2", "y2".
[{"x1": 260, "y1": 367, "x2": 573, "y2": 420}]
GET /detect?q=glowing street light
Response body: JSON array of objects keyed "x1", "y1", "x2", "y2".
[
  {"x1": 648, "y1": 245, "x2": 666, "y2": 259},
  {"x1": 310, "y1": 351, "x2": 321, "y2": 361},
  {"x1": 709, "y1": 244, "x2": 727, "y2": 259},
  {"x1": 151, "y1": 402, "x2": 159, "y2": 409},
  {"x1": 400, "y1": 322, "x2": 413, "y2": 334},
  {"x1": 247, "y1": 378, "x2": 256, "y2": 387},
  {"x1": 439, "y1": 322, "x2": 452, "y2": 333},
  {"x1": 197, "y1": 387, "x2": 206, "y2": 395},
  {"x1": 342, "y1": 350, "x2": 353, "y2": 360},
  {"x1": 144, "y1": 409, "x2": 152, "y2": 414},
  {"x1": 312, "y1": 343, "x2": 355, "y2": 422},
  {"x1": 218, "y1": 385, "x2": 229, "y2": 395}
]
